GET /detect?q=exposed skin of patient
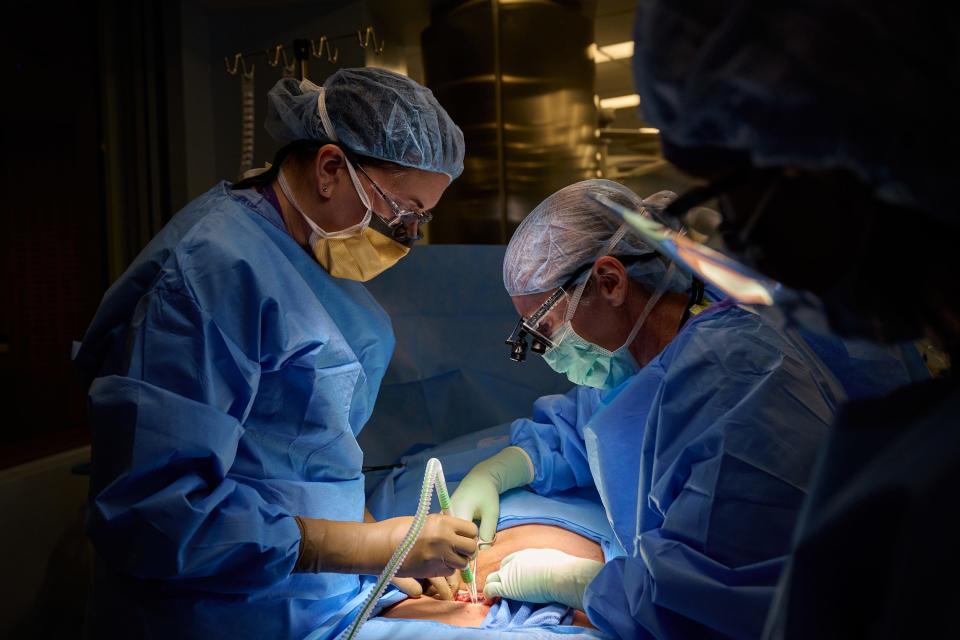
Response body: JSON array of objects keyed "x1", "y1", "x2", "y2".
[{"x1": 379, "y1": 524, "x2": 602, "y2": 628}]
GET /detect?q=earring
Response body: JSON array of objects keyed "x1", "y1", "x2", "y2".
[{"x1": 321, "y1": 184, "x2": 329, "y2": 193}]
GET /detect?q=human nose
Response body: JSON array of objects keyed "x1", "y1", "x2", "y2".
[{"x1": 406, "y1": 218, "x2": 420, "y2": 240}]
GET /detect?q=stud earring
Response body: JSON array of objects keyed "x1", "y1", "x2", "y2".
[{"x1": 321, "y1": 184, "x2": 329, "y2": 193}]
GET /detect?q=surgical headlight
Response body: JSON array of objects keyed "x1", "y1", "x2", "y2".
[
  {"x1": 506, "y1": 316, "x2": 557, "y2": 363},
  {"x1": 504, "y1": 253, "x2": 665, "y2": 362},
  {"x1": 505, "y1": 267, "x2": 587, "y2": 363},
  {"x1": 505, "y1": 285, "x2": 565, "y2": 362}
]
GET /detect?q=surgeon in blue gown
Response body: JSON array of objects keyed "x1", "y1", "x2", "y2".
[
  {"x1": 629, "y1": 3, "x2": 959, "y2": 638},
  {"x1": 73, "y1": 68, "x2": 478, "y2": 640},
  {"x1": 450, "y1": 180, "x2": 921, "y2": 639}
]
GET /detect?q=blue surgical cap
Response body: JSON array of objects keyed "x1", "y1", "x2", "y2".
[
  {"x1": 503, "y1": 179, "x2": 691, "y2": 297},
  {"x1": 632, "y1": 1, "x2": 959, "y2": 222},
  {"x1": 265, "y1": 67, "x2": 465, "y2": 180}
]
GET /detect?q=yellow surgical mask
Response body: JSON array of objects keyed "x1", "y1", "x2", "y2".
[
  {"x1": 277, "y1": 163, "x2": 411, "y2": 282},
  {"x1": 308, "y1": 217, "x2": 410, "y2": 281}
]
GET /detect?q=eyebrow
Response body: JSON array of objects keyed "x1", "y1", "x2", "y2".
[
  {"x1": 386, "y1": 182, "x2": 426, "y2": 209},
  {"x1": 389, "y1": 181, "x2": 434, "y2": 212},
  {"x1": 408, "y1": 196, "x2": 435, "y2": 214}
]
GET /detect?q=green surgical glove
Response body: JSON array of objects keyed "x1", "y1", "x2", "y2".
[
  {"x1": 450, "y1": 446, "x2": 534, "y2": 543},
  {"x1": 483, "y1": 548, "x2": 603, "y2": 610}
]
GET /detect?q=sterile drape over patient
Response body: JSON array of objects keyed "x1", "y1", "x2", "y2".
[{"x1": 360, "y1": 428, "x2": 616, "y2": 639}]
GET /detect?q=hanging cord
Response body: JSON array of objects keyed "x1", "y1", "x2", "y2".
[{"x1": 238, "y1": 62, "x2": 255, "y2": 177}]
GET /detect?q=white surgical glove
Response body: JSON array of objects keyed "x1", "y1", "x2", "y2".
[{"x1": 483, "y1": 548, "x2": 603, "y2": 610}]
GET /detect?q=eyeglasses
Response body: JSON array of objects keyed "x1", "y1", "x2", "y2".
[
  {"x1": 505, "y1": 286, "x2": 569, "y2": 362},
  {"x1": 505, "y1": 253, "x2": 660, "y2": 362},
  {"x1": 355, "y1": 164, "x2": 434, "y2": 235}
]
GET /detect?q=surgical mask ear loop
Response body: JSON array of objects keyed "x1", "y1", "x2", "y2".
[
  {"x1": 563, "y1": 245, "x2": 676, "y2": 358},
  {"x1": 276, "y1": 167, "x2": 371, "y2": 241},
  {"x1": 306, "y1": 83, "x2": 368, "y2": 211},
  {"x1": 311, "y1": 84, "x2": 379, "y2": 231},
  {"x1": 277, "y1": 83, "x2": 375, "y2": 241},
  {"x1": 564, "y1": 223, "x2": 632, "y2": 324},
  {"x1": 619, "y1": 261, "x2": 678, "y2": 349},
  {"x1": 342, "y1": 158, "x2": 373, "y2": 211},
  {"x1": 564, "y1": 276, "x2": 589, "y2": 324},
  {"x1": 548, "y1": 274, "x2": 589, "y2": 349},
  {"x1": 561, "y1": 261, "x2": 676, "y2": 361},
  {"x1": 279, "y1": 84, "x2": 375, "y2": 242}
]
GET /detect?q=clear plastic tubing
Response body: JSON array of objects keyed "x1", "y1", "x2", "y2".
[{"x1": 340, "y1": 457, "x2": 475, "y2": 640}]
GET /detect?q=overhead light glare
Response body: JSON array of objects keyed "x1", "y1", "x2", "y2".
[
  {"x1": 594, "y1": 41, "x2": 634, "y2": 63},
  {"x1": 599, "y1": 94, "x2": 641, "y2": 110}
]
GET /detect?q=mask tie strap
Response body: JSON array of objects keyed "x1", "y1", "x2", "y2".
[
  {"x1": 312, "y1": 84, "x2": 373, "y2": 216},
  {"x1": 567, "y1": 218, "x2": 678, "y2": 350},
  {"x1": 303, "y1": 82, "x2": 339, "y2": 143},
  {"x1": 283, "y1": 84, "x2": 373, "y2": 239},
  {"x1": 622, "y1": 262, "x2": 677, "y2": 347},
  {"x1": 565, "y1": 223, "x2": 631, "y2": 323}
]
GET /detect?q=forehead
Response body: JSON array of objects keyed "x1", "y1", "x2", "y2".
[
  {"x1": 511, "y1": 290, "x2": 560, "y2": 318},
  {"x1": 364, "y1": 165, "x2": 449, "y2": 209}
]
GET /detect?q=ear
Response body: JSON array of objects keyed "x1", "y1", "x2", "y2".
[
  {"x1": 593, "y1": 256, "x2": 629, "y2": 307},
  {"x1": 313, "y1": 144, "x2": 345, "y2": 200}
]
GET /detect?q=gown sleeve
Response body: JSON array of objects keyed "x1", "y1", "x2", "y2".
[
  {"x1": 583, "y1": 306, "x2": 834, "y2": 639},
  {"x1": 86, "y1": 280, "x2": 300, "y2": 593},
  {"x1": 509, "y1": 384, "x2": 605, "y2": 494}
]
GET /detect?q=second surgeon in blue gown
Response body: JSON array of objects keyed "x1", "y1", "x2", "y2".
[
  {"x1": 73, "y1": 69, "x2": 478, "y2": 640},
  {"x1": 450, "y1": 180, "x2": 922, "y2": 639}
]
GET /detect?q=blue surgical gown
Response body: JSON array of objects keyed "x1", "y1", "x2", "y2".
[
  {"x1": 73, "y1": 182, "x2": 396, "y2": 639},
  {"x1": 763, "y1": 377, "x2": 960, "y2": 640},
  {"x1": 509, "y1": 301, "x2": 918, "y2": 639}
]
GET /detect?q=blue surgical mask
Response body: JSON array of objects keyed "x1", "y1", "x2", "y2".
[{"x1": 543, "y1": 263, "x2": 674, "y2": 390}]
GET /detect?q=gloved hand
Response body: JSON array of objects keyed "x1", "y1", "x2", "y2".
[
  {"x1": 359, "y1": 509, "x2": 462, "y2": 600},
  {"x1": 393, "y1": 514, "x2": 478, "y2": 577},
  {"x1": 450, "y1": 446, "x2": 534, "y2": 543},
  {"x1": 294, "y1": 514, "x2": 477, "y2": 579},
  {"x1": 391, "y1": 575, "x2": 456, "y2": 600},
  {"x1": 483, "y1": 548, "x2": 603, "y2": 610}
]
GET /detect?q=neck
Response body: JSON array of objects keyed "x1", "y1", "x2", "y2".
[{"x1": 627, "y1": 289, "x2": 688, "y2": 366}]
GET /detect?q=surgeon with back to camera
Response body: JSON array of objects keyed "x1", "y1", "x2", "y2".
[
  {"x1": 629, "y1": 2, "x2": 959, "y2": 637},
  {"x1": 450, "y1": 179, "x2": 919, "y2": 639},
  {"x1": 72, "y1": 68, "x2": 477, "y2": 640}
]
